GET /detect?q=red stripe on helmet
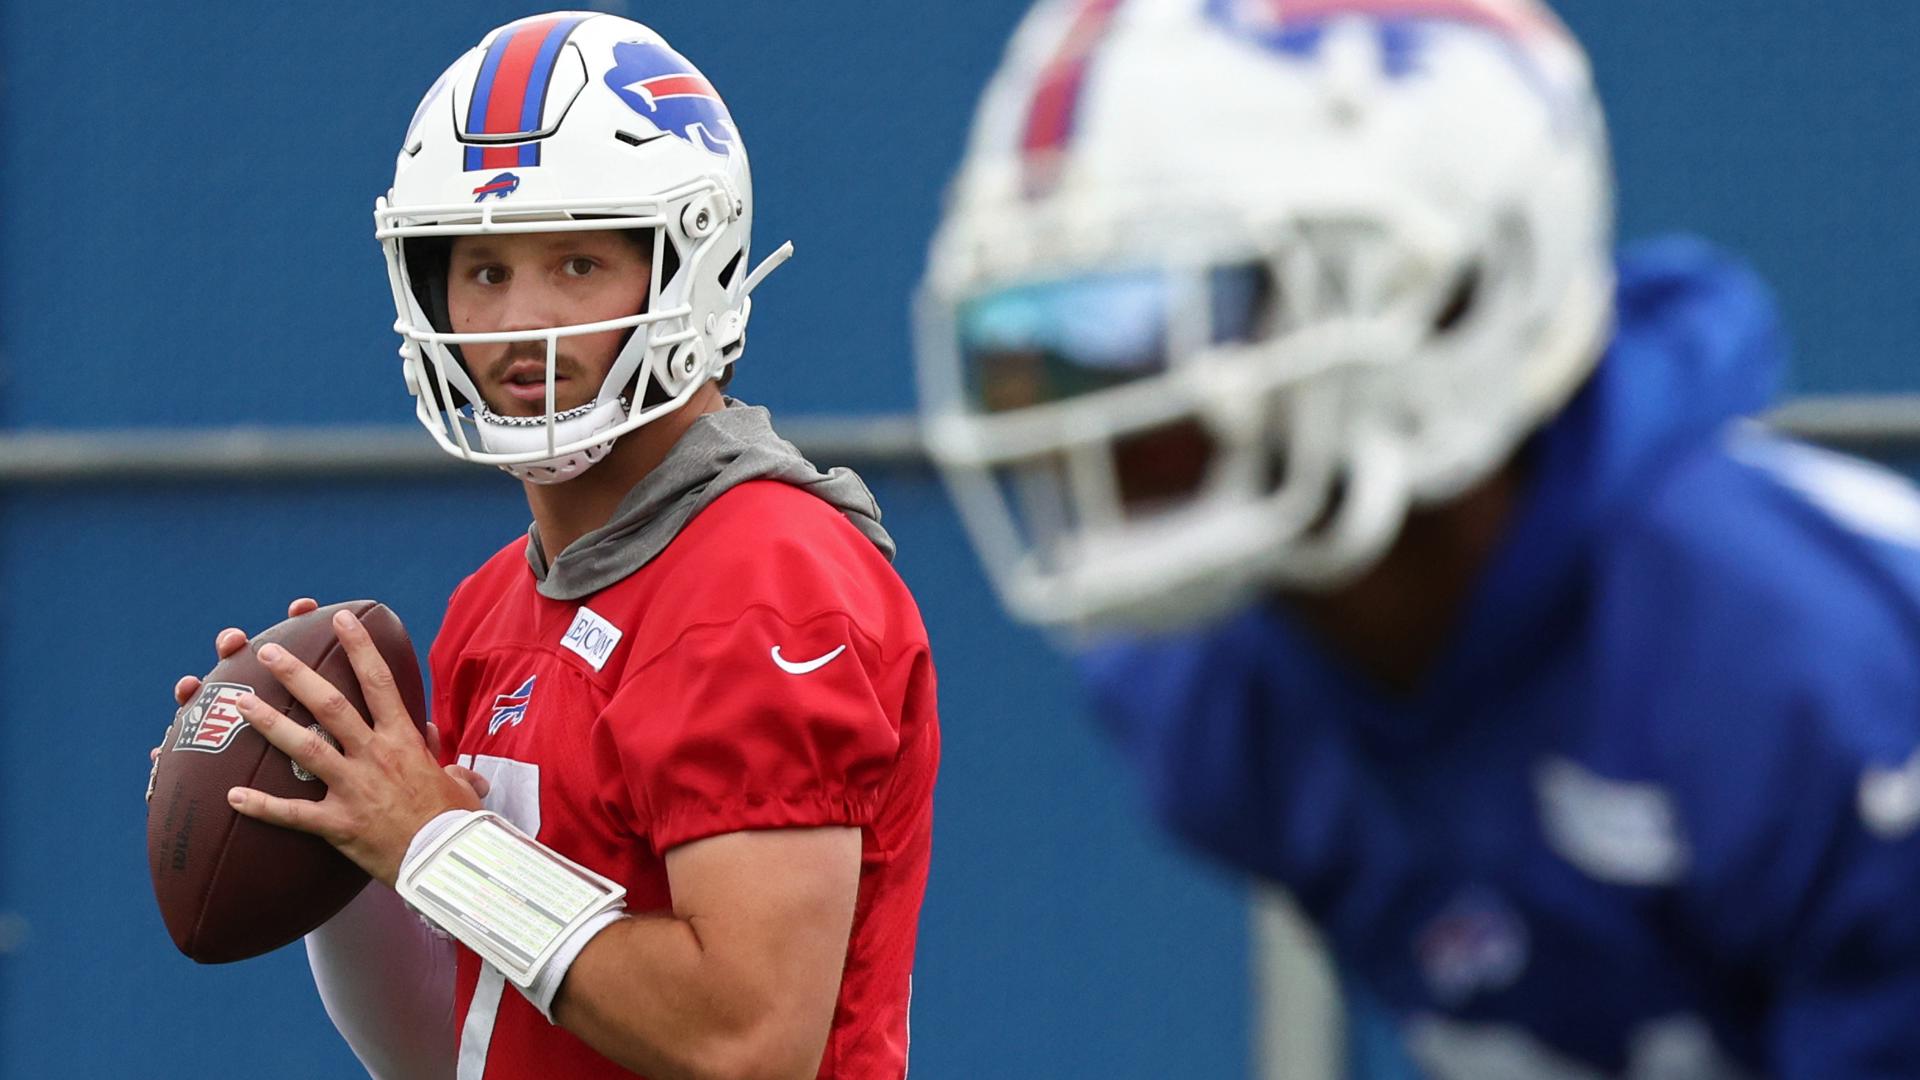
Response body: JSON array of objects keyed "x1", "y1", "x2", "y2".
[
  {"x1": 641, "y1": 74, "x2": 718, "y2": 99},
  {"x1": 481, "y1": 17, "x2": 566, "y2": 135}
]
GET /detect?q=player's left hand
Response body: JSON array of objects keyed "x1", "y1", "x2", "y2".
[{"x1": 225, "y1": 608, "x2": 482, "y2": 887}]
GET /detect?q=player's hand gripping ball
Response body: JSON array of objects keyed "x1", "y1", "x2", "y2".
[{"x1": 146, "y1": 600, "x2": 426, "y2": 963}]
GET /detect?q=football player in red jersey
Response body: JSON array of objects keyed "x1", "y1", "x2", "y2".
[{"x1": 166, "y1": 12, "x2": 939, "y2": 1079}]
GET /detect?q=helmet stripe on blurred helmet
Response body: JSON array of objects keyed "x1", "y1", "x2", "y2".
[
  {"x1": 1260, "y1": 0, "x2": 1564, "y2": 40},
  {"x1": 1021, "y1": 0, "x2": 1127, "y2": 197}
]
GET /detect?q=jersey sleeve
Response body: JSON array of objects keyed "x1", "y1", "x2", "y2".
[{"x1": 599, "y1": 605, "x2": 902, "y2": 853}]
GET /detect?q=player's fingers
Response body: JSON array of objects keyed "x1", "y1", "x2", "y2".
[
  {"x1": 288, "y1": 597, "x2": 319, "y2": 618},
  {"x1": 150, "y1": 745, "x2": 161, "y2": 765},
  {"x1": 215, "y1": 627, "x2": 249, "y2": 659},
  {"x1": 444, "y1": 763, "x2": 490, "y2": 799},
  {"x1": 424, "y1": 721, "x2": 443, "y2": 759},
  {"x1": 174, "y1": 675, "x2": 203, "y2": 707},
  {"x1": 330, "y1": 611, "x2": 417, "y2": 740},
  {"x1": 235, "y1": 688, "x2": 347, "y2": 782},
  {"x1": 227, "y1": 785, "x2": 337, "y2": 839},
  {"x1": 254, "y1": 643, "x2": 374, "y2": 751}
]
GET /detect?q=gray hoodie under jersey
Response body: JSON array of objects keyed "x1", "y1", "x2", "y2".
[{"x1": 526, "y1": 401, "x2": 896, "y2": 601}]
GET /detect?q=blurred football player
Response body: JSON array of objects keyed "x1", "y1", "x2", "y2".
[
  {"x1": 168, "y1": 12, "x2": 939, "y2": 1079},
  {"x1": 920, "y1": 0, "x2": 1920, "y2": 1074}
]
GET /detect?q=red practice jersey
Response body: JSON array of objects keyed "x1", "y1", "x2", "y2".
[{"x1": 429, "y1": 481, "x2": 939, "y2": 1079}]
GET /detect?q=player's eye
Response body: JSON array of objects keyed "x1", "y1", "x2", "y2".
[
  {"x1": 472, "y1": 265, "x2": 509, "y2": 287},
  {"x1": 561, "y1": 257, "x2": 597, "y2": 278}
]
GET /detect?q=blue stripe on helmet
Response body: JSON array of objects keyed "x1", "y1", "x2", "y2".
[{"x1": 518, "y1": 16, "x2": 590, "y2": 135}]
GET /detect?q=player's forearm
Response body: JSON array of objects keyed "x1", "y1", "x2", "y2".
[{"x1": 549, "y1": 914, "x2": 830, "y2": 1080}]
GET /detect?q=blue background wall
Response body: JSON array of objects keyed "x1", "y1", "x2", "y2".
[{"x1": 1, "y1": 1, "x2": 1915, "y2": 1077}]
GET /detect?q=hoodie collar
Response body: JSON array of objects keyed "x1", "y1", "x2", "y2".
[{"x1": 526, "y1": 399, "x2": 895, "y2": 600}]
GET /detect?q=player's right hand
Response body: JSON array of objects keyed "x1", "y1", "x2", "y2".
[{"x1": 152, "y1": 597, "x2": 490, "y2": 799}]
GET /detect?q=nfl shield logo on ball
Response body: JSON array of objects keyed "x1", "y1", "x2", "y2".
[{"x1": 173, "y1": 682, "x2": 253, "y2": 753}]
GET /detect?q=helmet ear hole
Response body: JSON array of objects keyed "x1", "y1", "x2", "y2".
[
  {"x1": 657, "y1": 236, "x2": 683, "y2": 291},
  {"x1": 400, "y1": 236, "x2": 471, "y2": 409},
  {"x1": 403, "y1": 237, "x2": 454, "y2": 333},
  {"x1": 1431, "y1": 264, "x2": 1481, "y2": 336},
  {"x1": 716, "y1": 248, "x2": 743, "y2": 291}
]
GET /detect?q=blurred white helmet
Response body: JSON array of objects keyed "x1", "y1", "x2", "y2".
[
  {"x1": 377, "y1": 12, "x2": 792, "y2": 483},
  {"x1": 918, "y1": 0, "x2": 1614, "y2": 629}
]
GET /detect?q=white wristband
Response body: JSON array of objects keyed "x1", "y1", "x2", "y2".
[
  {"x1": 396, "y1": 810, "x2": 627, "y2": 1003},
  {"x1": 523, "y1": 908, "x2": 627, "y2": 1021}
]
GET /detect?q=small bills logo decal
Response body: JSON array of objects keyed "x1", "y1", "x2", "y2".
[
  {"x1": 173, "y1": 682, "x2": 253, "y2": 754},
  {"x1": 471, "y1": 171, "x2": 521, "y2": 202}
]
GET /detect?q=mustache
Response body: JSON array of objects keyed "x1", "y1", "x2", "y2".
[{"x1": 485, "y1": 341, "x2": 588, "y2": 384}]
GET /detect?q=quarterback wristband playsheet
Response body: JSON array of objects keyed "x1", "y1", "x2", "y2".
[{"x1": 397, "y1": 810, "x2": 627, "y2": 989}]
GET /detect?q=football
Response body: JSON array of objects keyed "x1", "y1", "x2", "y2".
[{"x1": 146, "y1": 600, "x2": 426, "y2": 963}]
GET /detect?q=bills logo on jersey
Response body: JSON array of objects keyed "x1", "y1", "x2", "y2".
[
  {"x1": 173, "y1": 682, "x2": 253, "y2": 753},
  {"x1": 472, "y1": 172, "x2": 521, "y2": 202},
  {"x1": 1415, "y1": 889, "x2": 1529, "y2": 1005},
  {"x1": 489, "y1": 675, "x2": 537, "y2": 735},
  {"x1": 604, "y1": 42, "x2": 738, "y2": 156}
]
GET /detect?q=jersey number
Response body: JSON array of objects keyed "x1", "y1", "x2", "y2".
[{"x1": 454, "y1": 754, "x2": 542, "y2": 1080}]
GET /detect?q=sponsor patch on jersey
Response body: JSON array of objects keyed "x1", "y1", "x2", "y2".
[
  {"x1": 489, "y1": 675, "x2": 538, "y2": 736},
  {"x1": 1535, "y1": 757, "x2": 1689, "y2": 886},
  {"x1": 561, "y1": 606, "x2": 623, "y2": 672},
  {"x1": 1416, "y1": 889, "x2": 1528, "y2": 1005},
  {"x1": 172, "y1": 682, "x2": 253, "y2": 753}
]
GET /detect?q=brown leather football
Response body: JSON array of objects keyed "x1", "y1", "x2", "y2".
[{"x1": 146, "y1": 600, "x2": 426, "y2": 963}]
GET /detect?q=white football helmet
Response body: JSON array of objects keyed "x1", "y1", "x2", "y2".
[
  {"x1": 918, "y1": 0, "x2": 1614, "y2": 629},
  {"x1": 377, "y1": 12, "x2": 792, "y2": 482}
]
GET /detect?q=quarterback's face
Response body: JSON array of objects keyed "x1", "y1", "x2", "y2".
[{"x1": 446, "y1": 229, "x2": 653, "y2": 417}]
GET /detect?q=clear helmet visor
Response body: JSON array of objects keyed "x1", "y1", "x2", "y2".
[
  {"x1": 955, "y1": 265, "x2": 1268, "y2": 415},
  {"x1": 928, "y1": 258, "x2": 1411, "y2": 631}
]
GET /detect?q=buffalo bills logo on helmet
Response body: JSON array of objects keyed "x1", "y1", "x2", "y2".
[
  {"x1": 603, "y1": 41, "x2": 738, "y2": 157},
  {"x1": 488, "y1": 675, "x2": 537, "y2": 735},
  {"x1": 472, "y1": 172, "x2": 522, "y2": 202},
  {"x1": 1204, "y1": 0, "x2": 1572, "y2": 105}
]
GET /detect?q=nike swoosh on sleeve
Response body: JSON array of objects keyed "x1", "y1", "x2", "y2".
[{"x1": 770, "y1": 644, "x2": 847, "y2": 675}]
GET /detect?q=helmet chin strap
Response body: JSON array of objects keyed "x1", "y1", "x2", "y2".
[{"x1": 473, "y1": 397, "x2": 631, "y2": 485}]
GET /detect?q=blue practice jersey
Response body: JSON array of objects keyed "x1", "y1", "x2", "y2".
[{"x1": 1080, "y1": 237, "x2": 1920, "y2": 1078}]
